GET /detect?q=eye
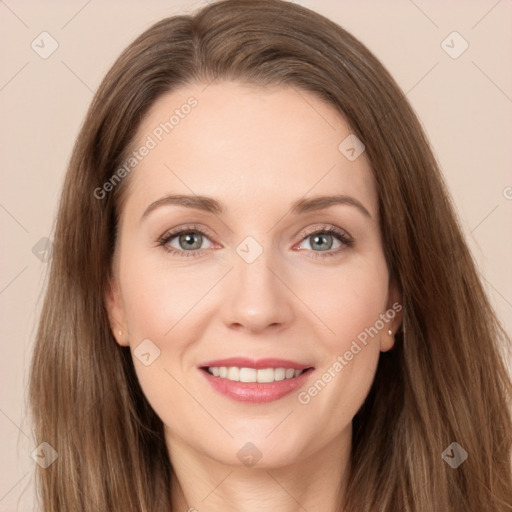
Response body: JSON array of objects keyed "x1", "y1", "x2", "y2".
[
  {"x1": 158, "y1": 225, "x2": 214, "y2": 258},
  {"x1": 295, "y1": 225, "x2": 353, "y2": 258}
]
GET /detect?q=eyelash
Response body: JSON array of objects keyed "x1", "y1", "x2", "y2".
[{"x1": 157, "y1": 224, "x2": 354, "y2": 259}]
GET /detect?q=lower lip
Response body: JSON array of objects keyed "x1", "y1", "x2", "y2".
[{"x1": 199, "y1": 368, "x2": 314, "y2": 403}]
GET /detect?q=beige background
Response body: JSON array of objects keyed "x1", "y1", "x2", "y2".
[{"x1": 1, "y1": 0, "x2": 511, "y2": 509}]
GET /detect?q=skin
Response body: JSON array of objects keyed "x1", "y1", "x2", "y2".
[{"x1": 106, "y1": 81, "x2": 402, "y2": 512}]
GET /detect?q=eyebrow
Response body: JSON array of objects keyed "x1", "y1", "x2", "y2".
[{"x1": 141, "y1": 193, "x2": 372, "y2": 221}]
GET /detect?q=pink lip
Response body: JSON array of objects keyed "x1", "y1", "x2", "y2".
[
  {"x1": 198, "y1": 357, "x2": 315, "y2": 403},
  {"x1": 198, "y1": 357, "x2": 312, "y2": 370}
]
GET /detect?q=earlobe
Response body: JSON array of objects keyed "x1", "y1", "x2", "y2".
[
  {"x1": 105, "y1": 278, "x2": 129, "y2": 347},
  {"x1": 114, "y1": 327, "x2": 129, "y2": 347},
  {"x1": 380, "y1": 327, "x2": 397, "y2": 352},
  {"x1": 380, "y1": 282, "x2": 404, "y2": 352}
]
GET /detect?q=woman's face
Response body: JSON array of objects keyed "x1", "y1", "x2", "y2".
[{"x1": 107, "y1": 81, "x2": 402, "y2": 468}]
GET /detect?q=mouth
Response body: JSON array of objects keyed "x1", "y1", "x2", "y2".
[{"x1": 198, "y1": 357, "x2": 315, "y2": 403}]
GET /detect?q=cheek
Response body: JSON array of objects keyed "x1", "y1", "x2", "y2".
[
  {"x1": 296, "y1": 255, "x2": 390, "y2": 352},
  {"x1": 118, "y1": 252, "x2": 216, "y2": 422},
  {"x1": 120, "y1": 251, "x2": 215, "y2": 340},
  {"x1": 292, "y1": 256, "x2": 389, "y2": 415}
]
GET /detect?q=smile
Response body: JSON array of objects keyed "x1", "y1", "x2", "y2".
[{"x1": 198, "y1": 357, "x2": 315, "y2": 403}]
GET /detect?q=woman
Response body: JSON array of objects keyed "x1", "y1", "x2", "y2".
[{"x1": 28, "y1": 0, "x2": 512, "y2": 510}]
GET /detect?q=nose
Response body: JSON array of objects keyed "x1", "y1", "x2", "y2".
[{"x1": 221, "y1": 245, "x2": 295, "y2": 334}]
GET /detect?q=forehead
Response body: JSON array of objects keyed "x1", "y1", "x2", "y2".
[{"x1": 123, "y1": 81, "x2": 377, "y2": 220}]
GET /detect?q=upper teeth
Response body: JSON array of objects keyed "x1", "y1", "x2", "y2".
[{"x1": 208, "y1": 367, "x2": 304, "y2": 383}]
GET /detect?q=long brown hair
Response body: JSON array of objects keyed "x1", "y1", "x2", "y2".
[{"x1": 28, "y1": 0, "x2": 512, "y2": 510}]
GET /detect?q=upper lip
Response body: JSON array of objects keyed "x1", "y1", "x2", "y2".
[{"x1": 199, "y1": 357, "x2": 313, "y2": 370}]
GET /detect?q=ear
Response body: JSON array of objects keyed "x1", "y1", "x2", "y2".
[
  {"x1": 105, "y1": 276, "x2": 130, "y2": 347},
  {"x1": 380, "y1": 281, "x2": 403, "y2": 353}
]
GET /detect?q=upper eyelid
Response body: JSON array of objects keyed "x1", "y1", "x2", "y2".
[{"x1": 159, "y1": 224, "x2": 215, "y2": 242}]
